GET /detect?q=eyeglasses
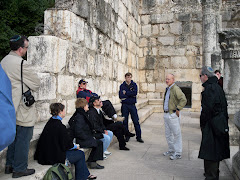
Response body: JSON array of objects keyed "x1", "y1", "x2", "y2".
[
  {"x1": 199, "y1": 74, "x2": 205, "y2": 78},
  {"x1": 82, "y1": 83, "x2": 86, "y2": 85},
  {"x1": 10, "y1": 35, "x2": 21, "y2": 42}
]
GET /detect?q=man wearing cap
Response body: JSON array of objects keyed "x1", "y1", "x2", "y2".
[
  {"x1": 199, "y1": 66, "x2": 230, "y2": 179},
  {"x1": 1, "y1": 35, "x2": 40, "y2": 178},
  {"x1": 77, "y1": 79, "x2": 125, "y2": 122},
  {"x1": 163, "y1": 74, "x2": 187, "y2": 160},
  {"x1": 88, "y1": 96, "x2": 113, "y2": 158}
]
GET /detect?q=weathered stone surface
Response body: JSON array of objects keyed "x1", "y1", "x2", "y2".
[
  {"x1": 68, "y1": 43, "x2": 87, "y2": 76},
  {"x1": 58, "y1": 75, "x2": 74, "y2": 96},
  {"x1": 150, "y1": 13, "x2": 174, "y2": 24},
  {"x1": 147, "y1": 83, "x2": 156, "y2": 92},
  {"x1": 158, "y1": 36, "x2": 175, "y2": 45},
  {"x1": 177, "y1": 13, "x2": 191, "y2": 22},
  {"x1": 139, "y1": 38, "x2": 148, "y2": 47},
  {"x1": 191, "y1": 35, "x2": 202, "y2": 45},
  {"x1": 35, "y1": 73, "x2": 56, "y2": 101},
  {"x1": 192, "y1": 93, "x2": 201, "y2": 101},
  {"x1": 159, "y1": 46, "x2": 185, "y2": 56},
  {"x1": 27, "y1": 36, "x2": 67, "y2": 73},
  {"x1": 159, "y1": 24, "x2": 169, "y2": 36},
  {"x1": 171, "y1": 56, "x2": 189, "y2": 68},
  {"x1": 44, "y1": 10, "x2": 85, "y2": 44},
  {"x1": 141, "y1": 15, "x2": 150, "y2": 25},
  {"x1": 140, "y1": 82, "x2": 148, "y2": 92},
  {"x1": 193, "y1": 22, "x2": 202, "y2": 34},
  {"x1": 165, "y1": 69, "x2": 201, "y2": 83},
  {"x1": 139, "y1": 70, "x2": 146, "y2": 83},
  {"x1": 152, "y1": 25, "x2": 159, "y2": 35},
  {"x1": 192, "y1": 83, "x2": 202, "y2": 94},
  {"x1": 67, "y1": 99, "x2": 75, "y2": 114},
  {"x1": 84, "y1": 25, "x2": 98, "y2": 50},
  {"x1": 156, "y1": 82, "x2": 167, "y2": 93},
  {"x1": 142, "y1": 24, "x2": 151, "y2": 36},
  {"x1": 186, "y1": 45, "x2": 200, "y2": 56},
  {"x1": 169, "y1": 22, "x2": 182, "y2": 35},
  {"x1": 35, "y1": 102, "x2": 51, "y2": 122}
]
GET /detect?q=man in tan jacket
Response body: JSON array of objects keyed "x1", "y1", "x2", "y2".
[
  {"x1": 163, "y1": 74, "x2": 187, "y2": 160},
  {"x1": 1, "y1": 35, "x2": 40, "y2": 178}
]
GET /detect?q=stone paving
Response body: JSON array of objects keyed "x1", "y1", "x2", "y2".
[{"x1": 90, "y1": 112, "x2": 234, "y2": 180}]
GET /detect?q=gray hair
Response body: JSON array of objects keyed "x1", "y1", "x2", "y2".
[{"x1": 201, "y1": 66, "x2": 215, "y2": 77}]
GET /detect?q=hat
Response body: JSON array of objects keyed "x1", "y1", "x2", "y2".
[
  {"x1": 79, "y1": 79, "x2": 88, "y2": 84},
  {"x1": 89, "y1": 96, "x2": 100, "y2": 104}
]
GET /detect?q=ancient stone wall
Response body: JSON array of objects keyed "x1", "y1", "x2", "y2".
[
  {"x1": 27, "y1": 0, "x2": 141, "y2": 121},
  {"x1": 138, "y1": 0, "x2": 203, "y2": 111}
]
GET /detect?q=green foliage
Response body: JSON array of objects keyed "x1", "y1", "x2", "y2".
[{"x1": 0, "y1": 0, "x2": 55, "y2": 60}]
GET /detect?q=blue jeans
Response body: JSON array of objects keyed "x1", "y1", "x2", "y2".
[
  {"x1": 66, "y1": 150, "x2": 90, "y2": 180},
  {"x1": 6, "y1": 125, "x2": 34, "y2": 172},
  {"x1": 100, "y1": 130, "x2": 113, "y2": 152},
  {"x1": 121, "y1": 104, "x2": 141, "y2": 139}
]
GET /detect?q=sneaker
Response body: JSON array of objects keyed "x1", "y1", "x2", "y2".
[
  {"x1": 163, "y1": 151, "x2": 173, "y2": 156},
  {"x1": 104, "y1": 150, "x2": 112, "y2": 155},
  {"x1": 103, "y1": 154, "x2": 108, "y2": 159},
  {"x1": 169, "y1": 154, "x2": 182, "y2": 160},
  {"x1": 114, "y1": 115, "x2": 125, "y2": 122}
]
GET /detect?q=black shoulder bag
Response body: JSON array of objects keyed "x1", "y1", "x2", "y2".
[{"x1": 21, "y1": 60, "x2": 35, "y2": 107}]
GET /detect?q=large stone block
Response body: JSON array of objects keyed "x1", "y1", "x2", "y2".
[
  {"x1": 165, "y1": 69, "x2": 201, "y2": 83},
  {"x1": 141, "y1": 15, "x2": 150, "y2": 24},
  {"x1": 84, "y1": 25, "x2": 98, "y2": 50},
  {"x1": 142, "y1": 24, "x2": 151, "y2": 36},
  {"x1": 35, "y1": 102, "x2": 51, "y2": 122},
  {"x1": 171, "y1": 56, "x2": 189, "y2": 69},
  {"x1": 169, "y1": 22, "x2": 182, "y2": 35},
  {"x1": 58, "y1": 75, "x2": 74, "y2": 96},
  {"x1": 67, "y1": 99, "x2": 76, "y2": 114},
  {"x1": 156, "y1": 83, "x2": 167, "y2": 93},
  {"x1": 68, "y1": 43, "x2": 87, "y2": 76},
  {"x1": 193, "y1": 22, "x2": 202, "y2": 35},
  {"x1": 140, "y1": 83, "x2": 148, "y2": 92},
  {"x1": 186, "y1": 45, "x2": 200, "y2": 56},
  {"x1": 158, "y1": 36, "x2": 175, "y2": 45},
  {"x1": 159, "y1": 24, "x2": 169, "y2": 36},
  {"x1": 147, "y1": 83, "x2": 156, "y2": 92},
  {"x1": 150, "y1": 13, "x2": 174, "y2": 24},
  {"x1": 55, "y1": 0, "x2": 89, "y2": 19},
  {"x1": 95, "y1": 54, "x2": 104, "y2": 77},
  {"x1": 119, "y1": 0, "x2": 127, "y2": 22},
  {"x1": 159, "y1": 46, "x2": 185, "y2": 56},
  {"x1": 28, "y1": 36, "x2": 67, "y2": 73},
  {"x1": 152, "y1": 25, "x2": 159, "y2": 35},
  {"x1": 139, "y1": 38, "x2": 148, "y2": 47},
  {"x1": 192, "y1": 93, "x2": 201, "y2": 101},
  {"x1": 139, "y1": 70, "x2": 146, "y2": 83},
  {"x1": 44, "y1": 10, "x2": 85, "y2": 44},
  {"x1": 35, "y1": 73, "x2": 56, "y2": 101}
]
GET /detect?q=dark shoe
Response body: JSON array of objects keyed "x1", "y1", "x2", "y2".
[
  {"x1": 128, "y1": 132, "x2": 135, "y2": 137},
  {"x1": 137, "y1": 138, "x2": 144, "y2": 143},
  {"x1": 125, "y1": 136, "x2": 130, "y2": 142},
  {"x1": 119, "y1": 146, "x2": 130, "y2": 151},
  {"x1": 12, "y1": 169, "x2": 35, "y2": 178},
  {"x1": 88, "y1": 162, "x2": 104, "y2": 169},
  {"x1": 5, "y1": 165, "x2": 13, "y2": 174}
]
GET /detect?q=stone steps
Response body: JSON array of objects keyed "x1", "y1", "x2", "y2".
[{"x1": 0, "y1": 99, "x2": 163, "y2": 179}]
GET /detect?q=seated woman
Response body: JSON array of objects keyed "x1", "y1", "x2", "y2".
[
  {"x1": 69, "y1": 98, "x2": 104, "y2": 169},
  {"x1": 34, "y1": 103, "x2": 96, "y2": 180}
]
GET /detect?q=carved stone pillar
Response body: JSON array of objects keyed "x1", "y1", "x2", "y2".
[
  {"x1": 219, "y1": 29, "x2": 240, "y2": 180},
  {"x1": 202, "y1": 0, "x2": 222, "y2": 66}
]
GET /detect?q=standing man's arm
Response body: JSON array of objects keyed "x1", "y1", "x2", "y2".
[
  {"x1": 22, "y1": 63, "x2": 40, "y2": 91},
  {"x1": 125, "y1": 83, "x2": 137, "y2": 97},
  {"x1": 175, "y1": 87, "x2": 187, "y2": 117},
  {"x1": 119, "y1": 84, "x2": 128, "y2": 99}
]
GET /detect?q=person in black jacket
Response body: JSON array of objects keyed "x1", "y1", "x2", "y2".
[
  {"x1": 199, "y1": 66, "x2": 230, "y2": 180},
  {"x1": 69, "y1": 98, "x2": 104, "y2": 169},
  {"x1": 34, "y1": 103, "x2": 97, "y2": 180},
  {"x1": 88, "y1": 96, "x2": 113, "y2": 158}
]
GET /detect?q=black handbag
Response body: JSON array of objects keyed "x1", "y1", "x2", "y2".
[{"x1": 21, "y1": 60, "x2": 35, "y2": 107}]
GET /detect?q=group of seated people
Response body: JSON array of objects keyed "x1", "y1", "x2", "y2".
[{"x1": 34, "y1": 79, "x2": 136, "y2": 180}]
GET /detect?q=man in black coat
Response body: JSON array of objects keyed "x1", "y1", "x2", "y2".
[{"x1": 198, "y1": 66, "x2": 230, "y2": 180}]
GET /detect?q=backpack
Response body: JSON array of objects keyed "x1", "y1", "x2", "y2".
[
  {"x1": 43, "y1": 163, "x2": 73, "y2": 180},
  {"x1": 0, "y1": 64, "x2": 16, "y2": 151}
]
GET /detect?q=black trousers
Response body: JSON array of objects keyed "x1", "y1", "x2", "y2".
[
  {"x1": 87, "y1": 139, "x2": 103, "y2": 162},
  {"x1": 204, "y1": 160, "x2": 220, "y2": 180},
  {"x1": 102, "y1": 100, "x2": 116, "y2": 118},
  {"x1": 106, "y1": 122, "x2": 127, "y2": 148}
]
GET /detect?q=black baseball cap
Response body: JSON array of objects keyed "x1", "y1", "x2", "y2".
[
  {"x1": 79, "y1": 79, "x2": 88, "y2": 84},
  {"x1": 89, "y1": 96, "x2": 101, "y2": 104}
]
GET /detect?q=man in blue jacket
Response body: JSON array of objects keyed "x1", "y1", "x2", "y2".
[
  {"x1": 0, "y1": 64, "x2": 16, "y2": 151},
  {"x1": 119, "y1": 72, "x2": 143, "y2": 143}
]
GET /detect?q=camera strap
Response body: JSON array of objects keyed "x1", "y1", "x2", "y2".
[{"x1": 21, "y1": 60, "x2": 30, "y2": 95}]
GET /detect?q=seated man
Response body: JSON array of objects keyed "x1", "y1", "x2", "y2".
[
  {"x1": 76, "y1": 79, "x2": 124, "y2": 121},
  {"x1": 88, "y1": 96, "x2": 113, "y2": 159}
]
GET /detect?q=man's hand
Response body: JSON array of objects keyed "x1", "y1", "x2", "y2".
[
  {"x1": 123, "y1": 90, "x2": 126, "y2": 94},
  {"x1": 176, "y1": 110, "x2": 180, "y2": 117},
  {"x1": 104, "y1": 130, "x2": 108, "y2": 135}
]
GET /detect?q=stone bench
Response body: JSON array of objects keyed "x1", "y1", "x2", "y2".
[{"x1": 0, "y1": 99, "x2": 163, "y2": 179}]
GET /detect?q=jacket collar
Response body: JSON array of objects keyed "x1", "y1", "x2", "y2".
[
  {"x1": 202, "y1": 76, "x2": 218, "y2": 87},
  {"x1": 9, "y1": 51, "x2": 22, "y2": 58}
]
